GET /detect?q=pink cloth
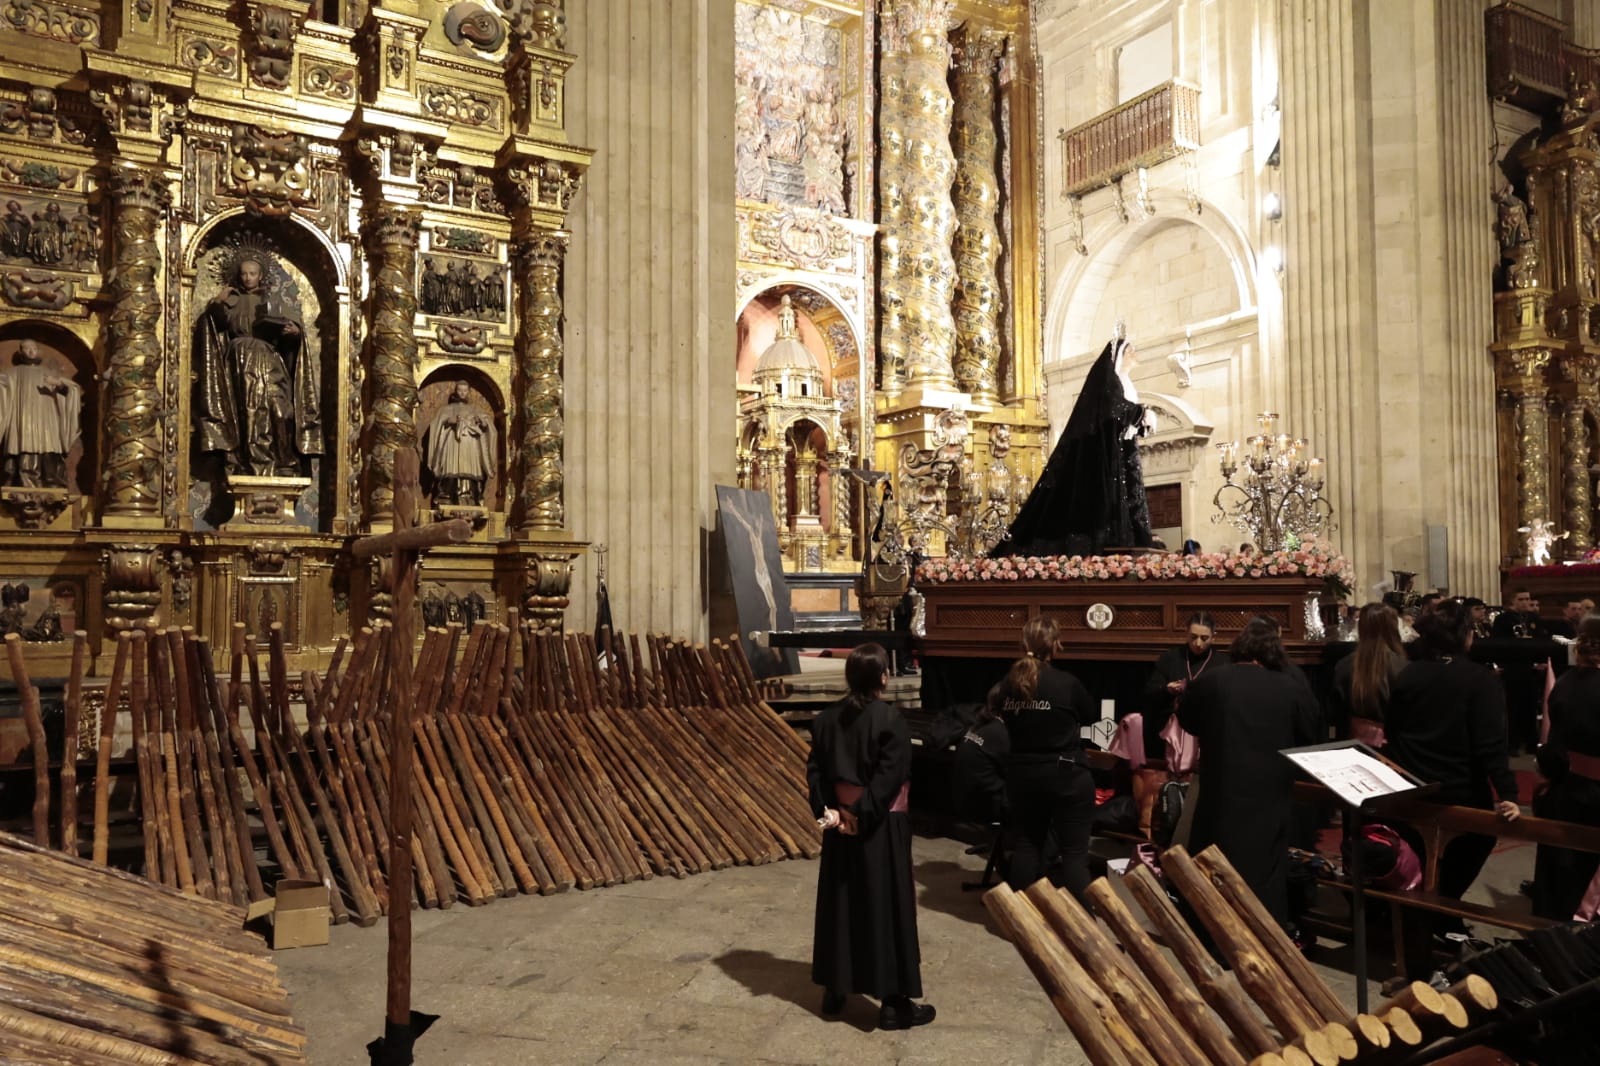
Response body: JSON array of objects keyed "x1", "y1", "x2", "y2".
[
  {"x1": 1541, "y1": 660, "x2": 1557, "y2": 746},
  {"x1": 1351, "y1": 717, "x2": 1387, "y2": 749},
  {"x1": 834, "y1": 779, "x2": 909, "y2": 813},
  {"x1": 1160, "y1": 715, "x2": 1199, "y2": 775},
  {"x1": 1577, "y1": 867, "x2": 1600, "y2": 922},
  {"x1": 1108, "y1": 713, "x2": 1148, "y2": 768},
  {"x1": 1107, "y1": 711, "x2": 1200, "y2": 774}
]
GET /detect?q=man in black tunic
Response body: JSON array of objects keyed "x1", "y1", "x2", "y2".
[{"x1": 808, "y1": 644, "x2": 933, "y2": 1030}]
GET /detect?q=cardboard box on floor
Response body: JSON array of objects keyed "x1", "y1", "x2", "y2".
[{"x1": 272, "y1": 879, "x2": 330, "y2": 949}]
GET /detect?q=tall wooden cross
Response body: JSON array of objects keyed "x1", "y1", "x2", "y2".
[{"x1": 351, "y1": 449, "x2": 471, "y2": 1065}]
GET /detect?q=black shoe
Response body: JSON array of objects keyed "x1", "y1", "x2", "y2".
[
  {"x1": 878, "y1": 999, "x2": 936, "y2": 1030},
  {"x1": 1519, "y1": 879, "x2": 1535, "y2": 898},
  {"x1": 821, "y1": 990, "x2": 846, "y2": 1015}
]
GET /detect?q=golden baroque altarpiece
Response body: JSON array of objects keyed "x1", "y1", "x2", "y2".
[
  {"x1": 0, "y1": 0, "x2": 589, "y2": 679},
  {"x1": 731, "y1": 0, "x2": 1045, "y2": 581}
]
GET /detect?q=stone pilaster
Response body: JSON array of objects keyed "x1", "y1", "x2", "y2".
[
  {"x1": 360, "y1": 202, "x2": 422, "y2": 528},
  {"x1": 951, "y1": 26, "x2": 1006, "y2": 406},
  {"x1": 101, "y1": 163, "x2": 171, "y2": 525},
  {"x1": 513, "y1": 230, "x2": 569, "y2": 533}
]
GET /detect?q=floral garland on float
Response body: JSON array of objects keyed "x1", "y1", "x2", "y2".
[{"x1": 915, "y1": 536, "x2": 1353, "y2": 600}]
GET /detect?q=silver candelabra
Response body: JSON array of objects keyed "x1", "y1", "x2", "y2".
[{"x1": 1211, "y1": 412, "x2": 1334, "y2": 551}]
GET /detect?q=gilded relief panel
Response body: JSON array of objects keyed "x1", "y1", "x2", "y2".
[{"x1": 734, "y1": 1, "x2": 849, "y2": 215}]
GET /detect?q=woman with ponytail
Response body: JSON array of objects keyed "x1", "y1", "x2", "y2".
[
  {"x1": 808, "y1": 643, "x2": 933, "y2": 1030},
  {"x1": 1002, "y1": 616, "x2": 1098, "y2": 898},
  {"x1": 1532, "y1": 613, "x2": 1600, "y2": 919}
]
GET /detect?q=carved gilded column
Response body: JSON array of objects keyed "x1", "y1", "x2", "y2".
[
  {"x1": 513, "y1": 230, "x2": 569, "y2": 532},
  {"x1": 1501, "y1": 348, "x2": 1554, "y2": 548},
  {"x1": 1564, "y1": 398, "x2": 1592, "y2": 552},
  {"x1": 102, "y1": 163, "x2": 171, "y2": 522},
  {"x1": 880, "y1": 0, "x2": 957, "y2": 393},
  {"x1": 877, "y1": 37, "x2": 909, "y2": 398},
  {"x1": 1561, "y1": 353, "x2": 1600, "y2": 552},
  {"x1": 361, "y1": 202, "x2": 422, "y2": 527},
  {"x1": 951, "y1": 26, "x2": 1006, "y2": 406}
]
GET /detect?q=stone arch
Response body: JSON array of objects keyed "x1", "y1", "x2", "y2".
[
  {"x1": 1045, "y1": 197, "x2": 1257, "y2": 365},
  {"x1": 0, "y1": 319, "x2": 97, "y2": 499}
]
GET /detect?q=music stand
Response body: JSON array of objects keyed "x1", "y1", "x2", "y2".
[{"x1": 1281, "y1": 739, "x2": 1437, "y2": 1014}]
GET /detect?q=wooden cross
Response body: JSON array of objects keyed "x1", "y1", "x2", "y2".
[{"x1": 351, "y1": 449, "x2": 471, "y2": 1064}]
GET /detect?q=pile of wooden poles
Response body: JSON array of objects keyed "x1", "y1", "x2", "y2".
[
  {"x1": 0, "y1": 829, "x2": 306, "y2": 1065},
  {"x1": 985, "y1": 844, "x2": 1501, "y2": 1066},
  {"x1": 5, "y1": 617, "x2": 818, "y2": 925}
]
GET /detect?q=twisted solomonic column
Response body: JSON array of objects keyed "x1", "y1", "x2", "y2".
[
  {"x1": 1561, "y1": 354, "x2": 1599, "y2": 552},
  {"x1": 877, "y1": 36, "x2": 909, "y2": 398},
  {"x1": 514, "y1": 230, "x2": 569, "y2": 532},
  {"x1": 102, "y1": 163, "x2": 171, "y2": 521},
  {"x1": 1506, "y1": 348, "x2": 1554, "y2": 543},
  {"x1": 882, "y1": 0, "x2": 957, "y2": 393},
  {"x1": 951, "y1": 26, "x2": 1006, "y2": 406},
  {"x1": 361, "y1": 202, "x2": 422, "y2": 526}
]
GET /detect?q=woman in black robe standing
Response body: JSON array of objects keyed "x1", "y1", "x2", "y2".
[
  {"x1": 992, "y1": 335, "x2": 1154, "y2": 557},
  {"x1": 808, "y1": 644, "x2": 933, "y2": 1030},
  {"x1": 1003, "y1": 616, "x2": 1099, "y2": 899},
  {"x1": 1533, "y1": 613, "x2": 1600, "y2": 920},
  {"x1": 1178, "y1": 619, "x2": 1320, "y2": 924}
]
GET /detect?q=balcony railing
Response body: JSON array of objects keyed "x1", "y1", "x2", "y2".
[
  {"x1": 1058, "y1": 80, "x2": 1201, "y2": 199},
  {"x1": 1487, "y1": 2, "x2": 1575, "y2": 110}
]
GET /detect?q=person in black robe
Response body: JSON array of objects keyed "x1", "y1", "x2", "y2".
[
  {"x1": 808, "y1": 643, "x2": 933, "y2": 1030},
  {"x1": 1003, "y1": 616, "x2": 1099, "y2": 899},
  {"x1": 954, "y1": 682, "x2": 1009, "y2": 826},
  {"x1": 1385, "y1": 599, "x2": 1520, "y2": 972},
  {"x1": 992, "y1": 336, "x2": 1154, "y2": 557},
  {"x1": 1533, "y1": 613, "x2": 1600, "y2": 920},
  {"x1": 1178, "y1": 618, "x2": 1320, "y2": 925},
  {"x1": 1141, "y1": 611, "x2": 1221, "y2": 759}
]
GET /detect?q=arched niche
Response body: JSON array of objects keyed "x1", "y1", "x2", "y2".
[
  {"x1": 0, "y1": 319, "x2": 97, "y2": 500},
  {"x1": 1045, "y1": 199, "x2": 1257, "y2": 365},
  {"x1": 737, "y1": 287, "x2": 839, "y2": 392},
  {"x1": 185, "y1": 212, "x2": 344, "y2": 531},
  {"x1": 418, "y1": 365, "x2": 506, "y2": 512}
]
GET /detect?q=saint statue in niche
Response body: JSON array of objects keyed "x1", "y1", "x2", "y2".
[
  {"x1": 0, "y1": 338, "x2": 82, "y2": 489},
  {"x1": 424, "y1": 381, "x2": 495, "y2": 507},
  {"x1": 193, "y1": 243, "x2": 322, "y2": 477}
]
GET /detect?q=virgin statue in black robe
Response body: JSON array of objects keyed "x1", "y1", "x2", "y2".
[{"x1": 992, "y1": 337, "x2": 1153, "y2": 557}]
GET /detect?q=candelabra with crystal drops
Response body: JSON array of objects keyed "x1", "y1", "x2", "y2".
[{"x1": 1211, "y1": 412, "x2": 1335, "y2": 551}]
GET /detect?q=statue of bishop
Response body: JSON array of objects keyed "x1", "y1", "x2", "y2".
[{"x1": 0, "y1": 339, "x2": 82, "y2": 489}]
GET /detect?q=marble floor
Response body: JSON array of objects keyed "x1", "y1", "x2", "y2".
[{"x1": 275, "y1": 811, "x2": 1541, "y2": 1065}]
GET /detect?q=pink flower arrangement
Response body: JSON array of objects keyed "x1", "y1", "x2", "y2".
[{"x1": 915, "y1": 539, "x2": 1353, "y2": 597}]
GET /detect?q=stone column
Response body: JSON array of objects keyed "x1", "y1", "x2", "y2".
[
  {"x1": 880, "y1": 0, "x2": 958, "y2": 392},
  {"x1": 513, "y1": 230, "x2": 569, "y2": 532},
  {"x1": 360, "y1": 202, "x2": 422, "y2": 527},
  {"x1": 951, "y1": 26, "x2": 1006, "y2": 406},
  {"x1": 102, "y1": 163, "x2": 171, "y2": 523}
]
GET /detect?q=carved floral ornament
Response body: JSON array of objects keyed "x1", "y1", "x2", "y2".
[
  {"x1": 227, "y1": 123, "x2": 313, "y2": 216},
  {"x1": 0, "y1": 87, "x2": 85, "y2": 143},
  {"x1": 2, "y1": 0, "x2": 99, "y2": 46},
  {"x1": 741, "y1": 207, "x2": 856, "y2": 272}
]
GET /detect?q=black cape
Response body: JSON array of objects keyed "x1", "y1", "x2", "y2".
[
  {"x1": 1178, "y1": 664, "x2": 1319, "y2": 924},
  {"x1": 1533, "y1": 667, "x2": 1600, "y2": 919},
  {"x1": 993, "y1": 339, "x2": 1153, "y2": 557},
  {"x1": 807, "y1": 698, "x2": 921, "y2": 998}
]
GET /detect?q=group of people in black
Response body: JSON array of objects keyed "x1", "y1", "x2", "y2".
[{"x1": 805, "y1": 589, "x2": 1600, "y2": 1030}]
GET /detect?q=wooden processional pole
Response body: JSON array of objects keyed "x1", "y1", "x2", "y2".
[{"x1": 351, "y1": 450, "x2": 471, "y2": 1064}]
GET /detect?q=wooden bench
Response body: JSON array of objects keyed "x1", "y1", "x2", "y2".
[{"x1": 1293, "y1": 781, "x2": 1600, "y2": 977}]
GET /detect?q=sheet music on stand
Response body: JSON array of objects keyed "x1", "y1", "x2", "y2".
[
  {"x1": 1279, "y1": 739, "x2": 1431, "y2": 1015},
  {"x1": 1283, "y1": 744, "x2": 1420, "y2": 808}
]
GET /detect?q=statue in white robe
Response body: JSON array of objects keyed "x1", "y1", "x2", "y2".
[{"x1": 0, "y1": 339, "x2": 81, "y2": 489}]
